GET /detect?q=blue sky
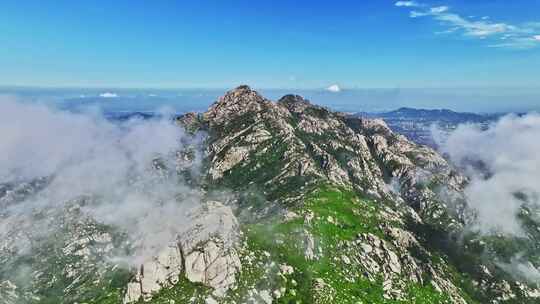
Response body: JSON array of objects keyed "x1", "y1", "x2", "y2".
[{"x1": 1, "y1": 0, "x2": 540, "y2": 89}]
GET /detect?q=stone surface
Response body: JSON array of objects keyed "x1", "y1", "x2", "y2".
[{"x1": 123, "y1": 201, "x2": 241, "y2": 302}]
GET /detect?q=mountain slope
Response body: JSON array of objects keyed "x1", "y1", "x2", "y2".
[{"x1": 1, "y1": 86, "x2": 538, "y2": 304}]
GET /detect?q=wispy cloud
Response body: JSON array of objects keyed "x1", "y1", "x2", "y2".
[
  {"x1": 396, "y1": 1, "x2": 540, "y2": 49},
  {"x1": 395, "y1": 1, "x2": 420, "y2": 7},
  {"x1": 99, "y1": 92, "x2": 118, "y2": 98},
  {"x1": 430, "y1": 6, "x2": 449, "y2": 14}
]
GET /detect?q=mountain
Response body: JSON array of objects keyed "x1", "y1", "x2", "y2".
[
  {"x1": 355, "y1": 107, "x2": 498, "y2": 147},
  {"x1": 1, "y1": 86, "x2": 539, "y2": 304}
]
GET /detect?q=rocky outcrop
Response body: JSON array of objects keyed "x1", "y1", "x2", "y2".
[
  {"x1": 350, "y1": 230, "x2": 467, "y2": 303},
  {"x1": 123, "y1": 201, "x2": 241, "y2": 302},
  {"x1": 180, "y1": 201, "x2": 242, "y2": 297},
  {"x1": 123, "y1": 244, "x2": 184, "y2": 302}
]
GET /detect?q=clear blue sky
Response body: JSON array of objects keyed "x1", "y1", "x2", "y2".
[{"x1": 1, "y1": 0, "x2": 539, "y2": 89}]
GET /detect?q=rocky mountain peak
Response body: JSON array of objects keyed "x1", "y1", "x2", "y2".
[
  {"x1": 218, "y1": 85, "x2": 263, "y2": 105},
  {"x1": 203, "y1": 85, "x2": 272, "y2": 128},
  {"x1": 277, "y1": 94, "x2": 312, "y2": 113},
  {"x1": 230, "y1": 84, "x2": 253, "y2": 93}
]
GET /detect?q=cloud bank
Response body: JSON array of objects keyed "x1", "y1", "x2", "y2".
[
  {"x1": 436, "y1": 113, "x2": 540, "y2": 236},
  {"x1": 0, "y1": 96, "x2": 206, "y2": 266},
  {"x1": 434, "y1": 113, "x2": 540, "y2": 282}
]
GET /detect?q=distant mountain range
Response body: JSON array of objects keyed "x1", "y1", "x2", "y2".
[
  {"x1": 357, "y1": 107, "x2": 498, "y2": 123},
  {"x1": 103, "y1": 111, "x2": 158, "y2": 121}
]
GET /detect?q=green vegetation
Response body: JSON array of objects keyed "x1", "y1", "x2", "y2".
[
  {"x1": 1, "y1": 220, "x2": 132, "y2": 304},
  {"x1": 139, "y1": 276, "x2": 212, "y2": 304},
  {"x1": 239, "y1": 185, "x2": 454, "y2": 303}
]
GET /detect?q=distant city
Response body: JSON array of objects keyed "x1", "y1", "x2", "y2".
[{"x1": 355, "y1": 107, "x2": 501, "y2": 147}]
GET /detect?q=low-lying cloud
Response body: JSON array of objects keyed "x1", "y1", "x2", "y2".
[
  {"x1": 0, "y1": 96, "x2": 206, "y2": 266},
  {"x1": 436, "y1": 113, "x2": 540, "y2": 236},
  {"x1": 434, "y1": 113, "x2": 540, "y2": 283}
]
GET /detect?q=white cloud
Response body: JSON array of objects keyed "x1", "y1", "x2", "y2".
[
  {"x1": 410, "y1": 11, "x2": 428, "y2": 18},
  {"x1": 488, "y1": 36, "x2": 540, "y2": 49},
  {"x1": 437, "y1": 113, "x2": 540, "y2": 236},
  {"x1": 438, "y1": 115, "x2": 540, "y2": 283},
  {"x1": 0, "y1": 96, "x2": 210, "y2": 266},
  {"x1": 498, "y1": 258, "x2": 540, "y2": 283},
  {"x1": 427, "y1": 11, "x2": 510, "y2": 37},
  {"x1": 326, "y1": 84, "x2": 341, "y2": 93},
  {"x1": 534, "y1": 35, "x2": 540, "y2": 41},
  {"x1": 99, "y1": 92, "x2": 118, "y2": 98},
  {"x1": 442, "y1": 15, "x2": 509, "y2": 36},
  {"x1": 395, "y1": 1, "x2": 419, "y2": 7},
  {"x1": 396, "y1": 1, "x2": 540, "y2": 49},
  {"x1": 430, "y1": 6, "x2": 449, "y2": 14}
]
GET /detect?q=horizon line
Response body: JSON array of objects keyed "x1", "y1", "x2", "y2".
[{"x1": 1, "y1": 84, "x2": 540, "y2": 91}]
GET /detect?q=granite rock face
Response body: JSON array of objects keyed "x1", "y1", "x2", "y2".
[{"x1": 123, "y1": 201, "x2": 241, "y2": 302}]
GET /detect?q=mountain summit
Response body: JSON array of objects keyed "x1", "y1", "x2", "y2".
[{"x1": 1, "y1": 86, "x2": 539, "y2": 304}]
